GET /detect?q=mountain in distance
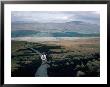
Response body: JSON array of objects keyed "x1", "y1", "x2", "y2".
[{"x1": 11, "y1": 21, "x2": 100, "y2": 37}]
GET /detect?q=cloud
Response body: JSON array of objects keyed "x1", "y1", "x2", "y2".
[{"x1": 11, "y1": 11, "x2": 100, "y2": 24}]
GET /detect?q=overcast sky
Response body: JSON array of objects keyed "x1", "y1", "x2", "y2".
[{"x1": 11, "y1": 11, "x2": 100, "y2": 25}]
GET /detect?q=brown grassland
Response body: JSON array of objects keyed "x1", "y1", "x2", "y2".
[{"x1": 11, "y1": 38, "x2": 100, "y2": 77}]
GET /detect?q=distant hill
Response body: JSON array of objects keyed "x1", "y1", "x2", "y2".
[{"x1": 12, "y1": 21, "x2": 100, "y2": 35}]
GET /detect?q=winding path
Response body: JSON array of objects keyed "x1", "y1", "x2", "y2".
[
  {"x1": 35, "y1": 63, "x2": 49, "y2": 77},
  {"x1": 28, "y1": 47, "x2": 49, "y2": 77}
]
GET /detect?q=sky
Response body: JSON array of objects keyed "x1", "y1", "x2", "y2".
[{"x1": 11, "y1": 11, "x2": 100, "y2": 25}]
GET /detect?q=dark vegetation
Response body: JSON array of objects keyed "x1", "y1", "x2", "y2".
[
  {"x1": 47, "y1": 53, "x2": 100, "y2": 77},
  {"x1": 11, "y1": 40, "x2": 100, "y2": 77}
]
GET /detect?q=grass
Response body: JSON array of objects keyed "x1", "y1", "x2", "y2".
[{"x1": 11, "y1": 38, "x2": 100, "y2": 77}]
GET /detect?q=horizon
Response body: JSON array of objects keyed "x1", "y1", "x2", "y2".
[{"x1": 11, "y1": 11, "x2": 100, "y2": 36}]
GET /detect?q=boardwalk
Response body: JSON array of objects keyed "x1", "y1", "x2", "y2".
[
  {"x1": 35, "y1": 63, "x2": 49, "y2": 77},
  {"x1": 29, "y1": 47, "x2": 41, "y2": 55},
  {"x1": 28, "y1": 47, "x2": 49, "y2": 77}
]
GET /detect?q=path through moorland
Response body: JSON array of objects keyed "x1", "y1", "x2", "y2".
[
  {"x1": 29, "y1": 48, "x2": 49, "y2": 77},
  {"x1": 35, "y1": 63, "x2": 49, "y2": 77}
]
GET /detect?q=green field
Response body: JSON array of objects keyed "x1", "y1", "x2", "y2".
[{"x1": 11, "y1": 38, "x2": 100, "y2": 77}]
